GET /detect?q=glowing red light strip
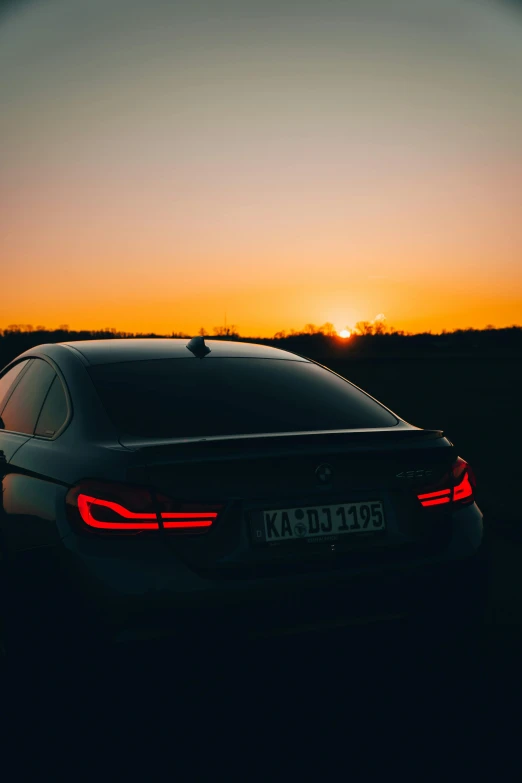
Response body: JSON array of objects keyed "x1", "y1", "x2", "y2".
[
  {"x1": 417, "y1": 470, "x2": 474, "y2": 508},
  {"x1": 77, "y1": 494, "x2": 217, "y2": 530},
  {"x1": 417, "y1": 489, "x2": 451, "y2": 501},
  {"x1": 420, "y1": 496, "x2": 451, "y2": 507},
  {"x1": 162, "y1": 520, "x2": 214, "y2": 529}
]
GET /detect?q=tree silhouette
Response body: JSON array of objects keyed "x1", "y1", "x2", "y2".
[
  {"x1": 318, "y1": 322, "x2": 336, "y2": 336},
  {"x1": 373, "y1": 321, "x2": 387, "y2": 335},
  {"x1": 355, "y1": 321, "x2": 374, "y2": 336},
  {"x1": 213, "y1": 325, "x2": 239, "y2": 338}
]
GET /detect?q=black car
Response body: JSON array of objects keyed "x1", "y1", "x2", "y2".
[{"x1": 0, "y1": 337, "x2": 488, "y2": 664}]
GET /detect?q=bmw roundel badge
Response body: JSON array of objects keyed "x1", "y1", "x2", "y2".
[{"x1": 315, "y1": 463, "x2": 333, "y2": 484}]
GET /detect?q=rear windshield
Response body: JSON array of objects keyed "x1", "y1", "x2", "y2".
[{"x1": 88, "y1": 358, "x2": 398, "y2": 438}]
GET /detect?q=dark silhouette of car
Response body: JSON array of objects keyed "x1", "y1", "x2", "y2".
[{"x1": 0, "y1": 338, "x2": 488, "y2": 664}]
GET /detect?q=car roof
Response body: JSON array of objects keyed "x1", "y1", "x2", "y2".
[{"x1": 61, "y1": 338, "x2": 308, "y2": 365}]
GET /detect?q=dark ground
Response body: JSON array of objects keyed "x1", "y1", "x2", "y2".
[
  {"x1": 4, "y1": 623, "x2": 519, "y2": 773},
  {"x1": 3, "y1": 352, "x2": 522, "y2": 769}
]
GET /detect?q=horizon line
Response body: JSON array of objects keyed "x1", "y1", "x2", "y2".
[{"x1": 1, "y1": 324, "x2": 522, "y2": 339}]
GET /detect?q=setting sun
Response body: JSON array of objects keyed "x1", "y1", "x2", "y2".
[{"x1": 339, "y1": 330, "x2": 351, "y2": 339}]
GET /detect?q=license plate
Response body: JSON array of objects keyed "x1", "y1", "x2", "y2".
[{"x1": 254, "y1": 501, "x2": 386, "y2": 543}]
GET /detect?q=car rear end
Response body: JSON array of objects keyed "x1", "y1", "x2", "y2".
[{"x1": 60, "y1": 346, "x2": 488, "y2": 642}]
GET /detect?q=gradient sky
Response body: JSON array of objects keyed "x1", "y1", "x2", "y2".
[{"x1": 1, "y1": 0, "x2": 521, "y2": 336}]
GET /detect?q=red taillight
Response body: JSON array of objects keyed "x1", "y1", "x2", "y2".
[
  {"x1": 417, "y1": 488, "x2": 451, "y2": 507},
  {"x1": 453, "y1": 471, "x2": 474, "y2": 503},
  {"x1": 417, "y1": 457, "x2": 475, "y2": 509},
  {"x1": 66, "y1": 481, "x2": 222, "y2": 535}
]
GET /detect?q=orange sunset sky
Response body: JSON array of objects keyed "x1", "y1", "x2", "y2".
[{"x1": 1, "y1": 0, "x2": 522, "y2": 337}]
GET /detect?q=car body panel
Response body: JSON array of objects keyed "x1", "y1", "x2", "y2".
[
  {"x1": 63, "y1": 338, "x2": 300, "y2": 364},
  {"x1": 0, "y1": 338, "x2": 487, "y2": 642}
]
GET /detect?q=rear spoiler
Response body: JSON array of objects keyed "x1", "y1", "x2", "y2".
[{"x1": 125, "y1": 427, "x2": 448, "y2": 464}]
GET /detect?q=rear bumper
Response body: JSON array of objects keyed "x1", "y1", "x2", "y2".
[
  {"x1": 58, "y1": 503, "x2": 488, "y2": 640},
  {"x1": 112, "y1": 555, "x2": 489, "y2": 643}
]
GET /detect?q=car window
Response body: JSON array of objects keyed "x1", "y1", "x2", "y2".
[
  {"x1": 35, "y1": 376, "x2": 68, "y2": 438},
  {"x1": 88, "y1": 358, "x2": 398, "y2": 438},
  {"x1": 0, "y1": 360, "x2": 31, "y2": 414},
  {"x1": 1, "y1": 359, "x2": 56, "y2": 435}
]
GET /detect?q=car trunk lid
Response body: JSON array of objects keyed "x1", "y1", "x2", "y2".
[{"x1": 125, "y1": 427, "x2": 458, "y2": 576}]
